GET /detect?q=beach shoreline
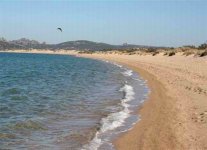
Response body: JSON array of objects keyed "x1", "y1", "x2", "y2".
[
  {"x1": 75, "y1": 53, "x2": 179, "y2": 150},
  {"x1": 1, "y1": 50, "x2": 207, "y2": 150},
  {"x1": 78, "y1": 53, "x2": 207, "y2": 150}
]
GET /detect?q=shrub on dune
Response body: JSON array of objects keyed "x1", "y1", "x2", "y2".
[
  {"x1": 199, "y1": 50, "x2": 207, "y2": 57},
  {"x1": 152, "y1": 51, "x2": 159, "y2": 56},
  {"x1": 168, "y1": 51, "x2": 175, "y2": 56},
  {"x1": 163, "y1": 51, "x2": 176, "y2": 56},
  {"x1": 198, "y1": 43, "x2": 207, "y2": 50},
  {"x1": 183, "y1": 50, "x2": 195, "y2": 56}
]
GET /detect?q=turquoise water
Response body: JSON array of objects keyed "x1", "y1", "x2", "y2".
[{"x1": 0, "y1": 52, "x2": 149, "y2": 150}]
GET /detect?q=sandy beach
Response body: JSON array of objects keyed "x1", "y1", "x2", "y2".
[
  {"x1": 78, "y1": 52, "x2": 207, "y2": 150},
  {"x1": 1, "y1": 50, "x2": 207, "y2": 150}
]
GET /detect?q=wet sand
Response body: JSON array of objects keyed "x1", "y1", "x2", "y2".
[{"x1": 1, "y1": 50, "x2": 207, "y2": 150}]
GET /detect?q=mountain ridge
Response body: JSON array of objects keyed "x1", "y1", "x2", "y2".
[{"x1": 0, "y1": 38, "x2": 162, "y2": 50}]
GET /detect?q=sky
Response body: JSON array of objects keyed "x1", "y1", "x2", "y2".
[{"x1": 0, "y1": 0, "x2": 207, "y2": 47}]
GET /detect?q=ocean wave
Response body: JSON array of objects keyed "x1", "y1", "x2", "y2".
[
  {"x1": 122, "y1": 69, "x2": 133, "y2": 77},
  {"x1": 102, "y1": 60, "x2": 122, "y2": 68},
  {"x1": 82, "y1": 84, "x2": 135, "y2": 150},
  {"x1": 112, "y1": 63, "x2": 122, "y2": 68},
  {"x1": 104, "y1": 60, "x2": 132, "y2": 77}
]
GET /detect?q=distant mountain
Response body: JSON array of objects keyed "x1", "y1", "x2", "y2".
[
  {"x1": 55, "y1": 40, "x2": 116, "y2": 50},
  {"x1": 55, "y1": 40, "x2": 157, "y2": 50},
  {"x1": 0, "y1": 38, "x2": 160, "y2": 51}
]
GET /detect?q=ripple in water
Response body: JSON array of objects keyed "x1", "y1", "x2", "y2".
[{"x1": 0, "y1": 53, "x2": 149, "y2": 150}]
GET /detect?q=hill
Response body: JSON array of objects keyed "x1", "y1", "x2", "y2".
[
  {"x1": 0, "y1": 38, "x2": 159, "y2": 51},
  {"x1": 55, "y1": 40, "x2": 116, "y2": 50}
]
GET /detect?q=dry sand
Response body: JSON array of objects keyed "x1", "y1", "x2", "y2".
[{"x1": 1, "y1": 50, "x2": 207, "y2": 149}]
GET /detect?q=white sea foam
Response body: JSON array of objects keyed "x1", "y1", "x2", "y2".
[
  {"x1": 122, "y1": 69, "x2": 133, "y2": 76},
  {"x1": 82, "y1": 60, "x2": 149, "y2": 150},
  {"x1": 133, "y1": 78, "x2": 141, "y2": 81},
  {"x1": 82, "y1": 84, "x2": 135, "y2": 150},
  {"x1": 112, "y1": 62, "x2": 122, "y2": 68},
  {"x1": 101, "y1": 60, "x2": 122, "y2": 68}
]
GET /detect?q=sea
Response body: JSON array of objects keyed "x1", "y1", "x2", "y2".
[{"x1": 0, "y1": 52, "x2": 149, "y2": 150}]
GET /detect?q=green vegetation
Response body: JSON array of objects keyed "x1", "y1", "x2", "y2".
[
  {"x1": 168, "y1": 51, "x2": 175, "y2": 56},
  {"x1": 198, "y1": 50, "x2": 207, "y2": 57},
  {"x1": 146, "y1": 47, "x2": 157, "y2": 52},
  {"x1": 163, "y1": 51, "x2": 175, "y2": 56},
  {"x1": 152, "y1": 51, "x2": 159, "y2": 56},
  {"x1": 78, "y1": 50, "x2": 94, "y2": 54},
  {"x1": 183, "y1": 51, "x2": 195, "y2": 56},
  {"x1": 183, "y1": 45, "x2": 196, "y2": 49},
  {"x1": 198, "y1": 43, "x2": 207, "y2": 50}
]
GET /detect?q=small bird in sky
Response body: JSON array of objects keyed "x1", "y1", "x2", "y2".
[{"x1": 57, "y1": 28, "x2": 62, "y2": 32}]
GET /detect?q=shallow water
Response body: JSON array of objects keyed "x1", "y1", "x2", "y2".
[{"x1": 0, "y1": 52, "x2": 149, "y2": 150}]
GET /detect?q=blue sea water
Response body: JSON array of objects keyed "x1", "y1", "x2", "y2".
[{"x1": 0, "y1": 52, "x2": 149, "y2": 150}]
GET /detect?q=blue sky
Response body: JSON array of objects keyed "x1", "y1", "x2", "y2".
[{"x1": 0, "y1": 0, "x2": 207, "y2": 47}]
